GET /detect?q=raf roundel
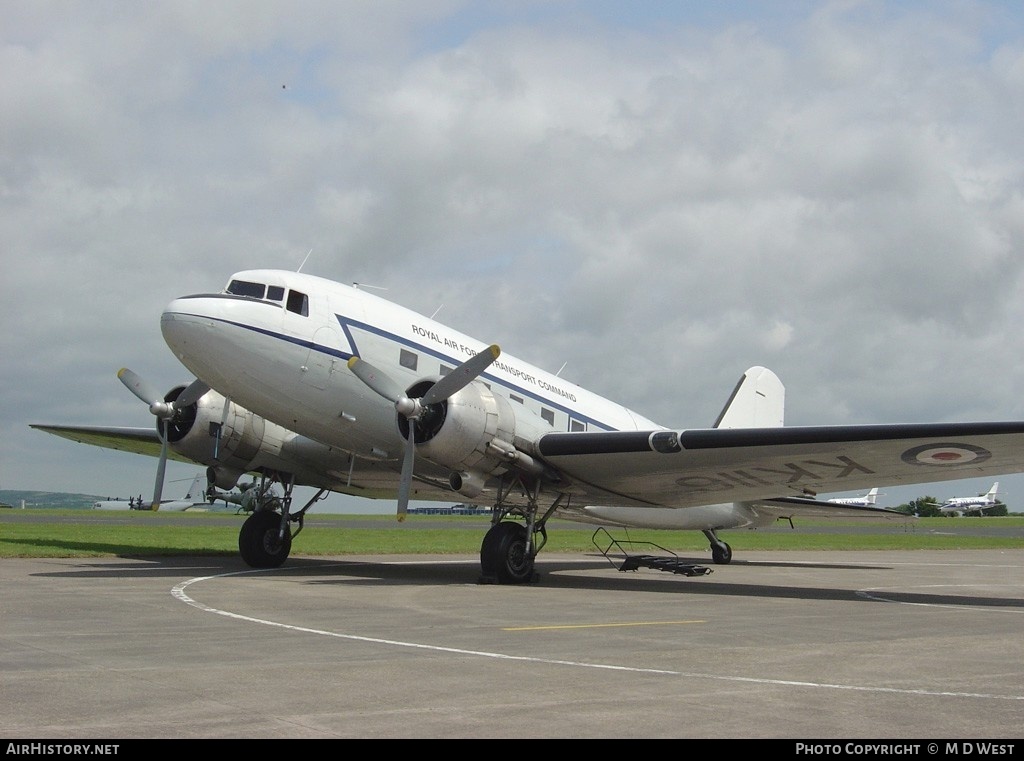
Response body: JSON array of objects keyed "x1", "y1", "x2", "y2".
[{"x1": 901, "y1": 443, "x2": 992, "y2": 467}]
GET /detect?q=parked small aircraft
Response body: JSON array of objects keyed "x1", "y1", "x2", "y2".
[
  {"x1": 935, "y1": 482, "x2": 1001, "y2": 515},
  {"x1": 93, "y1": 472, "x2": 213, "y2": 511},
  {"x1": 826, "y1": 488, "x2": 881, "y2": 507},
  {"x1": 32, "y1": 268, "x2": 1024, "y2": 583}
]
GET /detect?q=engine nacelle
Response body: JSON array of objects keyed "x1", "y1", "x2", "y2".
[
  {"x1": 160, "y1": 384, "x2": 270, "y2": 490},
  {"x1": 410, "y1": 380, "x2": 522, "y2": 483}
]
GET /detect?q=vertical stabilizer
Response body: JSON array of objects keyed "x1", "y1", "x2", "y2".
[
  {"x1": 713, "y1": 366, "x2": 785, "y2": 429},
  {"x1": 184, "y1": 472, "x2": 207, "y2": 500}
]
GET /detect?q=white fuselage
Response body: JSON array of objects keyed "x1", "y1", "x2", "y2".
[
  {"x1": 938, "y1": 483, "x2": 999, "y2": 514},
  {"x1": 158, "y1": 270, "x2": 808, "y2": 530},
  {"x1": 161, "y1": 269, "x2": 659, "y2": 471},
  {"x1": 939, "y1": 498, "x2": 997, "y2": 514}
]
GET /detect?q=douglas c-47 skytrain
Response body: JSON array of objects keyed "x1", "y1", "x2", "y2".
[{"x1": 32, "y1": 269, "x2": 1024, "y2": 583}]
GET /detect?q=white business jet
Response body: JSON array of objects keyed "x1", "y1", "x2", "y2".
[
  {"x1": 32, "y1": 269, "x2": 1024, "y2": 583},
  {"x1": 825, "y1": 488, "x2": 881, "y2": 507}
]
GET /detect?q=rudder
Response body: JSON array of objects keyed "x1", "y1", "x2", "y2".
[{"x1": 713, "y1": 366, "x2": 785, "y2": 429}]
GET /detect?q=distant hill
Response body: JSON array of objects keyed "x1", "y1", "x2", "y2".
[{"x1": 0, "y1": 490, "x2": 102, "y2": 509}]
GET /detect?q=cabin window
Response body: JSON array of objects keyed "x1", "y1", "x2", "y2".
[
  {"x1": 286, "y1": 290, "x2": 308, "y2": 316},
  {"x1": 541, "y1": 408, "x2": 555, "y2": 426},
  {"x1": 570, "y1": 419, "x2": 585, "y2": 432},
  {"x1": 227, "y1": 280, "x2": 265, "y2": 298},
  {"x1": 266, "y1": 285, "x2": 284, "y2": 301},
  {"x1": 510, "y1": 394, "x2": 523, "y2": 404},
  {"x1": 400, "y1": 349, "x2": 418, "y2": 371},
  {"x1": 439, "y1": 365, "x2": 451, "y2": 376}
]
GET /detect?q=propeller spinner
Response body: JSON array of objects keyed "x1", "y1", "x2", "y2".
[{"x1": 348, "y1": 345, "x2": 500, "y2": 520}]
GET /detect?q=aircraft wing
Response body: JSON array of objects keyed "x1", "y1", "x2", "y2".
[
  {"x1": 29, "y1": 423, "x2": 459, "y2": 503},
  {"x1": 29, "y1": 425, "x2": 195, "y2": 464},
  {"x1": 536, "y1": 422, "x2": 1024, "y2": 508}
]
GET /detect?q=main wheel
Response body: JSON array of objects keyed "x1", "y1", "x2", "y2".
[
  {"x1": 239, "y1": 511, "x2": 292, "y2": 568},
  {"x1": 480, "y1": 521, "x2": 535, "y2": 584}
]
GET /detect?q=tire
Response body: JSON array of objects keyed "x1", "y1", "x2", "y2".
[
  {"x1": 711, "y1": 541, "x2": 732, "y2": 565},
  {"x1": 239, "y1": 511, "x2": 292, "y2": 568},
  {"x1": 480, "y1": 521, "x2": 535, "y2": 584}
]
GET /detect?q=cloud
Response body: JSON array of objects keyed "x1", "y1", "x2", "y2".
[{"x1": 3, "y1": 1, "x2": 1024, "y2": 512}]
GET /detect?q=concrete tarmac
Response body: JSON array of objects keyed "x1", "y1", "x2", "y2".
[{"x1": 1, "y1": 548, "x2": 1022, "y2": 740}]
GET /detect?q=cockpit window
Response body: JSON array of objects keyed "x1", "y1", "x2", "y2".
[
  {"x1": 227, "y1": 280, "x2": 265, "y2": 298},
  {"x1": 286, "y1": 290, "x2": 308, "y2": 316},
  {"x1": 225, "y1": 279, "x2": 305, "y2": 314}
]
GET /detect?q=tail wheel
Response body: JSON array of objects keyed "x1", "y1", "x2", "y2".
[
  {"x1": 480, "y1": 521, "x2": 536, "y2": 584},
  {"x1": 711, "y1": 541, "x2": 732, "y2": 565},
  {"x1": 239, "y1": 511, "x2": 292, "y2": 568}
]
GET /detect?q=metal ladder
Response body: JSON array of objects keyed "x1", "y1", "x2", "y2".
[{"x1": 591, "y1": 527, "x2": 713, "y2": 577}]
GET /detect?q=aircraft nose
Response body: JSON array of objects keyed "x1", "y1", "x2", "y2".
[
  {"x1": 160, "y1": 295, "x2": 233, "y2": 390},
  {"x1": 160, "y1": 295, "x2": 221, "y2": 362},
  {"x1": 160, "y1": 298, "x2": 194, "y2": 352}
]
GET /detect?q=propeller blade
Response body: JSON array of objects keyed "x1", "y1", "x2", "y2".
[
  {"x1": 347, "y1": 356, "x2": 406, "y2": 403},
  {"x1": 176, "y1": 378, "x2": 210, "y2": 407},
  {"x1": 152, "y1": 422, "x2": 168, "y2": 511},
  {"x1": 118, "y1": 367, "x2": 177, "y2": 419},
  {"x1": 422, "y1": 345, "x2": 500, "y2": 405},
  {"x1": 396, "y1": 430, "x2": 415, "y2": 522},
  {"x1": 118, "y1": 367, "x2": 163, "y2": 407}
]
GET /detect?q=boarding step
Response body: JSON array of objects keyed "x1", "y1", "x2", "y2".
[
  {"x1": 618, "y1": 554, "x2": 713, "y2": 576},
  {"x1": 591, "y1": 527, "x2": 712, "y2": 578}
]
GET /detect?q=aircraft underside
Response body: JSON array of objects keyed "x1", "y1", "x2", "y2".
[{"x1": 233, "y1": 467, "x2": 734, "y2": 583}]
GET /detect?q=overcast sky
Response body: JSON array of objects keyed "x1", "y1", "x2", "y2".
[{"x1": 3, "y1": 1, "x2": 1024, "y2": 515}]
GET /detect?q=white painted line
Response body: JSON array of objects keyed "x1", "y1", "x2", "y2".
[{"x1": 170, "y1": 560, "x2": 1024, "y2": 703}]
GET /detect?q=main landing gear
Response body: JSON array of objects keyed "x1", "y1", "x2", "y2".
[
  {"x1": 476, "y1": 479, "x2": 737, "y2": 583},
  {"x1": 237, "y1": 474, "x2": 328, "y2": 569},
  {"x1": 477, "y1": 482, "x2": 567, "y2": 585}
]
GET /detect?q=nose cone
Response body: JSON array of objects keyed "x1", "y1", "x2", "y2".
[
  {"x1": 160, "y1": 295, "x2": 230, "y2": 389},
  {"x1": 160, "y1": 297, "x2": 195, "y2": 356}
]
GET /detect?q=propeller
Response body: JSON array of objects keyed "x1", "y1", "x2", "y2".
[
  {"x1": 117, "y1": 368, "x2": 208, "y2": 511},
  {"x1": 348, "y1": 344, "x2": 500, "y2": 520}
]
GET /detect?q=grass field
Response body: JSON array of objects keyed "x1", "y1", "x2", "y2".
[{"x1": 1, "y1": 509, "x2": 1022, "y2": 559}]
